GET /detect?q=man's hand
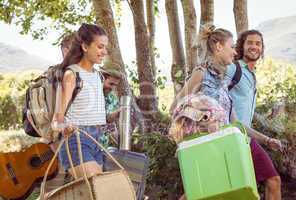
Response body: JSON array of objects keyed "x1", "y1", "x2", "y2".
[
  {"x1": 106, "y1": 109, "x2": 120, "y2": 123},
  {"x1": 266, "y1": 137, "x2": 282, "y2": 151}
]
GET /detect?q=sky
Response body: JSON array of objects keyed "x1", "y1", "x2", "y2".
[{"x1": 0, "y1": 0, "x2": 296, "y2": 76}]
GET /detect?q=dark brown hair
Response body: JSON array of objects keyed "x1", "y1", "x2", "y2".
[
  {"x1": 60, "y1": 32, "x2": 75, "y2": 57},
  {"x1": 235, "y1": 30, "x2": 264, "y2": 60},
  {"x1": 60, "y1": 33, "x2": 75, "y2": 49},
  {"x1": 59, "y1": 23, "x2": 107, "y2": 72}
]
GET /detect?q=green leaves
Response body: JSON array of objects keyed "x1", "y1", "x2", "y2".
[
  {"x1": 0, "y1": 0, "x2": 95, "y2": 41},
  {"x1": 174, "y1": 69, "x2": 183, "y2": 78},
  {"x1": 0, "y1": 71, "x2": 39, "y2": 130},
  {"x1": 156, "y1": 75, "x2": 167, "y2": 89},
  {"x1": 257, "y1": 58, "x2": 296, "y2": 106}
]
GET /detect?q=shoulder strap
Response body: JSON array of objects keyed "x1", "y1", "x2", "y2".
[
  {"x1": 94, "y1": 67, "x2": 105, "y2": 82},
  {"x1": 64, "y1": 65, "x2": 83, "y2": 114},
  {"x1": 228, "y1": 61, "x2": 242, "y2": 91}
]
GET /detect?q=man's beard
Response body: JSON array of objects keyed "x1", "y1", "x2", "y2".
[{"x1": 244, "y1": 54, "x2": 261, "y2": 62}]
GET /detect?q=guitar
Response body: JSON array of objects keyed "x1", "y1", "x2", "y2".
[{"x1": 0, "y1": 143, "x2": 59, "y2": 200}]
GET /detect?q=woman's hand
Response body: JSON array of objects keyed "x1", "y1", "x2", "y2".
[
  {"x1": 52, "y1": 121, "x2": 76, "y2": 138},
  {"x1": 170, "y1": 69, "x2": 204, "y2": 115},
  {"x1": 63, "y1": 125, "x2": 76, "y2": 137}
]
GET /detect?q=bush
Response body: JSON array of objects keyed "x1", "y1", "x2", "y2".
[
  {"x1": 0, "y1": 71, "x2": 38, "y2": 130},
  {"x1": 132, "y1": 132, "x2": 183, "y2": 199},
  {"x1": 255, "y1": 58, "x2": 296, "y2": 178},
  {"x1": 0, "y1": 94, "x2": 19, "y2": 129}
]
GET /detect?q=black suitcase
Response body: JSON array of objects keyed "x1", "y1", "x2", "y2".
[{"x1": 104, "y1": 147, "x2": 149, "y2": 200}]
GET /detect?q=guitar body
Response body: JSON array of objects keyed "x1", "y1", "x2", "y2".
[{"x1": 0, "y1": 143, "x2": 58, "y2": 200}]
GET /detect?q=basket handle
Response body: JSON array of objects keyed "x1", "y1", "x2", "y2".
[
  {"x1": 78, "y1": 128, "x2": 124, "y2": 170},
  {"x1": 40, "y1": 135, "x2": 95, "y2": 200},
  {"x1": 40, "y1": 127, "x2": 125, "y2": 199},
  {"x1": 40, "y1": 138, "x2": 65, "y2": 199}
]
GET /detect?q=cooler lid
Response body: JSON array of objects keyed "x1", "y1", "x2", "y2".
[{"x1": 177, "y1": 127, "x2": 242, "y2": 151}]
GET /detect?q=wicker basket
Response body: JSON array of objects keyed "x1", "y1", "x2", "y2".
[{"x1": 39, "y1": 129, "x2": 136, "y2": 200}]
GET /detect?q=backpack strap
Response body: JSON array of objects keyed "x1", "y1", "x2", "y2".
[
  {"x1": 228, "y1": 61, "x2": 242, "y2": 91},
  {"x1": 96, "y1": 67, "x2": 105, "y2": 82},
  {"x1": 64, "y1": 65, "x2": 83, "y2": 114}
]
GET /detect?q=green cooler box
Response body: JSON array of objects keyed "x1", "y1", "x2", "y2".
[{"x1": 177, "y1": 126, "x2": 259, "y2": 200}]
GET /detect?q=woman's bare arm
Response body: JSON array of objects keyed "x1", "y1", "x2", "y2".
[
  {"x1": 170, "y1": 70, "x2": 204, "y2": 114},
  {"x1": 53, "y1": 70, "x2": 76, "y2": 123}
]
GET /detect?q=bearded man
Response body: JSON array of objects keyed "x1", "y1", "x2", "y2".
[{"x1": 226, "y1": 30, "x2": 282, "y2": 200}]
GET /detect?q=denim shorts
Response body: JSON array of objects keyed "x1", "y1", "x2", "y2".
[{"x1": 59, "y1": 125, "x2": 108, "y2": 170}]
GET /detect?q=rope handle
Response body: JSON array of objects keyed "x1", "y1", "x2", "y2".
[
  {"x1": 78, "y1": 128, "x2": 124, "y2": 170},
  {"x1": 40, "y1": 134, "x2": 94, "y2": 200},
  {"x1": 40, "y1": 138, "x2": 64, "y2": 199},
  {"x1": 40, "y1": 127, "x2": 125, "y2": 199},
  {"x1": 76, "y1": 130, "x2": 95, "y2": 200}
]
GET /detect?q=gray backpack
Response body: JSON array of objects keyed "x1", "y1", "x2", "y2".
[{"x1": 23, "y1": 65, "x2": 82, "y2": 142}]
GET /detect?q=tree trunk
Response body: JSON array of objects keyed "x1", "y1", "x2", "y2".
[
  {"x1": 233, "y1": 0, "x2": 248, "y2": 36},
  {"x1": 92, "y1": 0, "x2": 127, "y2": 93},
  {"x1": 92, "y1": 0, "x2": 145, "y2": 132},
  {"x1": 200, "y1": 0, "x2": 214, "y2": 27},
  {"x1": 146, "y1": 0, "x2": 156, "y2": 77},
  {"x1": 181, "y1": 0, "x2": 198, "y2": 74},
  {"x1": 129, "y1": 0, "x2": 158, "y2": 116},
  {"x1": 165, "y1": 0, "x2": 186, "y2": 95}
]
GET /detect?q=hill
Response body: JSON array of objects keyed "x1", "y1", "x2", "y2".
[
  {"x1": 0, "y1": 43, "x2": 51, "y2": 73},
  {"x1": 257, "y1": 15, "x2": 296, "y2": 64}
]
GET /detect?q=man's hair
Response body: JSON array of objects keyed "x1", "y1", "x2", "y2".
[
  {"x1": 60, "y1": 32, "x2": 76, "y2": 49},
  {"x1": 102, "y1": 73, "x2": 117, "y2": 80},
  {"x1": 235, "y1": 30, "x2": 265, "y2": 60},
  {"x1": 100, "y1": 62, "x2": 122, "y2": 80}
]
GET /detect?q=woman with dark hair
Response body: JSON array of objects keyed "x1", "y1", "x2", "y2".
[
  {"x1": 170, "y1": 24, "x2": 282, "y2": 200},
  {"x1": 52, "y1": 23, "x2": 108, "y2": 177}
]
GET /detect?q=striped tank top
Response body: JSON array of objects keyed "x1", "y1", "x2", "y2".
[{"x1": 65, "y1": 64, "x2": 106, "y2": 126}]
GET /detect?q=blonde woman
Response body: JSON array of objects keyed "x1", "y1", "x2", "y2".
[{"x1": 170, "y1": 25, "x2": 282, "y2": 200}]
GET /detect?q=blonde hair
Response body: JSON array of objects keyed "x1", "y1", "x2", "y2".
[
  {"x1": 169, "y1": 94, "x2": 227, "y2": 143},
  {"x1": 197, "y1": 24, "x2": 233, "y2": 73},
  {"x1": 169, "y1": 118, "x2": 187, "y2": 143},
  {"x1": 169, "y1": 116, "x2": 221, "y2": 144}
]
